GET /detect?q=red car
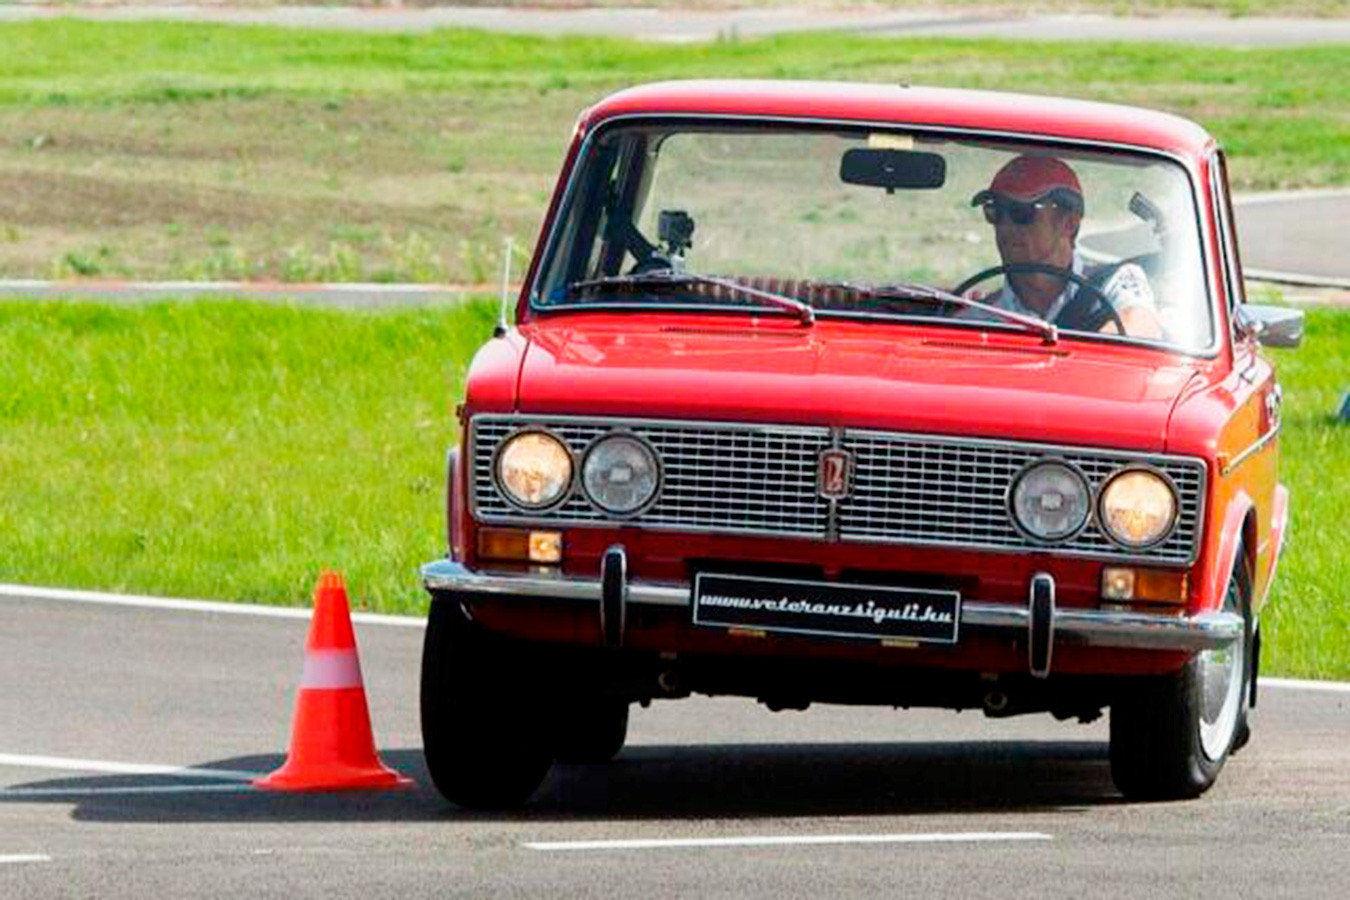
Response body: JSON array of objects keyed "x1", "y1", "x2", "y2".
[{"x1": 419, "y1": 81, "x2": 1302, "y2": 808}]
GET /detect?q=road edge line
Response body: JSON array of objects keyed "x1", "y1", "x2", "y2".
[
  {"x1": 6, "y1": 584, "x2": 1350, "y2": 688},
  {"x1": 525, "y1": 832, "x2": 1053, "y2": 851},
  {"x1": 0, "y1": 784, "x2": 253, "y2": 799},
  {"x1": 0, "y1": 752, "x2": 260, "y2": 781},
  {"x1": 0, "y1": 583, "x2": 425, "y2": 628},
  {"x1": 1261, "y1": 677, "x2": 1350, "y2": 694}
]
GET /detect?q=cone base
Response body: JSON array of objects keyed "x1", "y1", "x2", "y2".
[{"x1": 253, "y1": 761, "x2": 413, "y2": 793}]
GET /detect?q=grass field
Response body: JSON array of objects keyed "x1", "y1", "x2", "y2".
[
  {"x1": 0, "y1": 19, "x2": 1344, "y2": 677},
  {"x1": 0, "y1": 21, "x2": 1347, "y2": 283},
  {"x1": 1, "y1": 299, "x2": 1346, "y2": 679},
  {"x1": 126, "y1": 0, "x2": 1350, "y2": 19},
  {"x1": 0, "y1": 299, "x2": 497, "y2": 615},
  {"x1": 1261, "y1": 311, "x2": 1350, "y2": 681}
]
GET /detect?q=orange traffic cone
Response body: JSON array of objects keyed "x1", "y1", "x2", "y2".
[{"x1": 255, "y1": 571, "x2": 412, "y2": 792}]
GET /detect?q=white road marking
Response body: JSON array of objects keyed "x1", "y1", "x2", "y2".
[
  {"x1": 0, "y1": 753, "x2": 259, "y2": 781},
  {"x1": 525, "y1": 832, "x2": 1053, "y2": 851},
  {"x1": 0, "y1": 784, "x2": 253, "y2": 799},
  {"x1": 6, "y1": 583, "x2": 1350, "y2": 690},
  {"x1": 0, "y1": 855, "x2": 51, "y2": 865},
  {"x1": 1263, "y1": 677, "x2": 1350, "y2": 694},
  {"x1": 0, "y1": 582, "x2": 424, "y2": 628}
]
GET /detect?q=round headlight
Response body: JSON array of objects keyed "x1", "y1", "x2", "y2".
[
  {"x1": 1010, "y1": 460, "x2": 1091, "y2": 542},
  {"x1": 495, "y1": 431, "x2": 573, "y2": 509},
  {"x1": 1099, "y1": 468, "x2": 1177, "y2": 548},
  {"x1": 582, "y1": 434, "x2": 660, "y2": 515}
]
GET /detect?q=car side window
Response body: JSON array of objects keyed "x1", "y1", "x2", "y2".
[{"x1": 1210, "y1": 150, "x2": 1248, "y2": 335}]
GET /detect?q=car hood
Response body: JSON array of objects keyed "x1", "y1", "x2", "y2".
[{"x1": 514, "y1": 316, "x2": 1200, "y2": 452}]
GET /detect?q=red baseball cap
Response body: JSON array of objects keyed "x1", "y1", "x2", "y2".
[{"x1": 972, "y1": 155, "x2": 1084, "y2": 214}]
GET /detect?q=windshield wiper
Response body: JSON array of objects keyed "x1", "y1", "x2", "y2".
[
  {"x1": 567, "y1": 272, "x2": 1054, "y2": 342},
  {"x1": 569, "y1": 269, "x2": 815, "y2": 326},
  {"x1": 867, "y1": 281, "x2": 1058, "y2": 344}
]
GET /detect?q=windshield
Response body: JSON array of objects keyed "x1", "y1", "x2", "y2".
[{"x1": 534, "y1": 121, "x2": 1214, "y2": 351}]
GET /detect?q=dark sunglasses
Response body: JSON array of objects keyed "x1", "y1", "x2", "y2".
[{"x1": 981, "y1": 198, "x2": 1054, "y2": 226}]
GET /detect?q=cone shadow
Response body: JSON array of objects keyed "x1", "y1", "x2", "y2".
[{"x1": 1, "y1": 739, "x2": 1120, "y2": 824}]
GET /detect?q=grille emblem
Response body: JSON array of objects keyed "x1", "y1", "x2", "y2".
[{"x1": 818, "y1": 449, "x2": 852, "y2": 500}]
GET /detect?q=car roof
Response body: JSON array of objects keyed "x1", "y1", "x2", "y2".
[{"x1": 582, "y1": 80, "x2": 1216, "y2": 159}]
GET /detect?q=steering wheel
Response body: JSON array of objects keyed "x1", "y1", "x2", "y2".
[{"x1": 951, "y1": 262, "x2": 1126, "y2": 336}]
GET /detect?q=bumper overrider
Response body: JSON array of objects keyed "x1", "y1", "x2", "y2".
[{"x1": 422, "y1": 550, "x2": 1241, "y2": 679}]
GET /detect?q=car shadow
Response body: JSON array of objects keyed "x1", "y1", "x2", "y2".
[{"x1": 1, "y1": 739, "x2": 1122, "y2": 823}]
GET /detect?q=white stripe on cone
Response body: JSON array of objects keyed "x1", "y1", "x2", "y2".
[{"x1": 299, "y1": 648, "x2": 364, "y2": 690}]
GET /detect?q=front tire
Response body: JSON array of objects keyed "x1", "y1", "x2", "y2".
[
  {"x1": 420, "y1": 598, "x2": 555, "y2": 809},
  {"x1": 1230, "y1": 619, "x2": 1258, "y2": 754},
  {"x1": 1109, "y1": 547, "x2": 1252, "y2": 801},
  {"x1": 555, "y1": 698, "x2": 630, "y2": 764}
]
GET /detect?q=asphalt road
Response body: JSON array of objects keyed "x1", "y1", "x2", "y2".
[
  {"x1": 7, "y1": 6, "x2": 1350, "y2": 46},
  {"x1": 1235, "y1": 192, "x2": 1350, "y2": 285},
  {"x1": 2, "y1": 589, "x2": 1348, "y2": 897}
]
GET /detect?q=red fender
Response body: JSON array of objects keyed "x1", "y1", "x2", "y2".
[
  {"x1": 1262, "y1": 484, "x2": 1290, "y2": 604},
  {"x1": 1203, "y1": 491, "x2": 1255, "y2": 614},
  {"x1": 446, "y1": 447, "x2": 466, "y2": 562}
]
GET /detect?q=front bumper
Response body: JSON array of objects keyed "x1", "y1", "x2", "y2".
[{"x1": 421, "y1": 557, "x2": 1241, "y2": 662}]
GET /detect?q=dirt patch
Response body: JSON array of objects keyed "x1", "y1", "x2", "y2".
[
  {"x1": 0, "y1": 165, "x2": 486, "y2": 230},
  {"x1": 0, "y1": 91, "x2": 576, "y2": 280},
  {"x1": 0, "y1": 169, "x2": 277, "y2": 229}
]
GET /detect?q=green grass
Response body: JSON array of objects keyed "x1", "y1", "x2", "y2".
[
  {"x1": 550, "y1": 0, "x2": 1350, "y2": 12},
  {"x1": 1, "y1": 299, "x2": 1346, "y2": 678},
  {"x1": 0, "y1": 21, "x2": 1347, "y2": 281},
  {"x1": 283, "y1": 0, "x2": 1350, "y2": 11},
  {"x1": 1263, "y1": 309, "x2": 1350, "y2": 680},
  {"x1": 42, "y1": 0, "x2": 1350, "y2": 17},
  {"x1": 0, "y1": 298, "x2": 499, "y2": 615}
]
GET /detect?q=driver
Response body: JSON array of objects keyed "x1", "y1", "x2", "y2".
[{"x1": 969, "y1": 155, "x2": 1163, "y2": 339}]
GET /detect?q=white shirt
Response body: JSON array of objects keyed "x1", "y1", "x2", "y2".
[{"x1": 967, "y1": 252, "x2": 1158, "y2": 326}]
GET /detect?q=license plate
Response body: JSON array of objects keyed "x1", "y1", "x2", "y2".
[{"x1": 693, "y1": 573, "x2": 960, "y2": 644}]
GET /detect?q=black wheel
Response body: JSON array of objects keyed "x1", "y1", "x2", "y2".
[
  {"x1": 420, "y1": 598, "x2": 555, "y2": 809},
  {"x1": 1230, "y1": 619, "x2": 1259, "y2": 754},
  {"x1": 951, "y1": 262, "x2": 1126, "y2": 335},
  {"x1": 555, "y1": 698, "x2": 630, "y2": 764},
  {"x1": 1109, "y1": 546, "x2": 1252, "y2": 800}
]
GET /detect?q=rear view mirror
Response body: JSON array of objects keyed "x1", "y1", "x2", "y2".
[{"x1": 840, "y1": 148, "x2": 946, "y2": 192}]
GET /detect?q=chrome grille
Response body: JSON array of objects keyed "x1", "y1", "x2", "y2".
[
  {"x1": 469, "y1": 415, "x2": 1206, "y2": 563},
  {"x1": 471, "y1": 417, "x2": 830, "y2": 537},
  {"x1": 841, "y1": 430, "x2": 1205, "y2": 563}
]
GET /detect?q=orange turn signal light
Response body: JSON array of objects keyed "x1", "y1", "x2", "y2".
[
  {"x1": 477, "y1": 528, "x2": 563, "y2": 564},
  {"x1": 1101, "y1": 566, "x2": 1187, "y2": 605},
  {"x1": 528, "y1": 531, "x2": 563, "y2": 564}
]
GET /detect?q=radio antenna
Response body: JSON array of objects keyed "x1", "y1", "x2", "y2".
[{"x1": 494, "y1": 237, "x2": 514, "y2": 338}]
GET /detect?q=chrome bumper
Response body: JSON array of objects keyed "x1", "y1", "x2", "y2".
[{"x1": 421, "y1": 558, "x2": 1240, "y2": 654}]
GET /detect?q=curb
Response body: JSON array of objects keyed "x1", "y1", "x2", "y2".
[
  {"x1": 5, "y1": 272, "x2": 1350, "y2": 301},
  {"x1": 1234, "y1": 189, "x2": 1350, "y2": 207},
  {"x1": 0, "y1": 278, "x2": 493, "y2": 305},
  {"x1": 1244, "y1": 269, "x2": 1350, "y2": 291}
]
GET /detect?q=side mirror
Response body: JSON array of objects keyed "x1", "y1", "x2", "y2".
[{"x1": 1236, "y1": 305, "x2": 1304, "y2": 348}]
